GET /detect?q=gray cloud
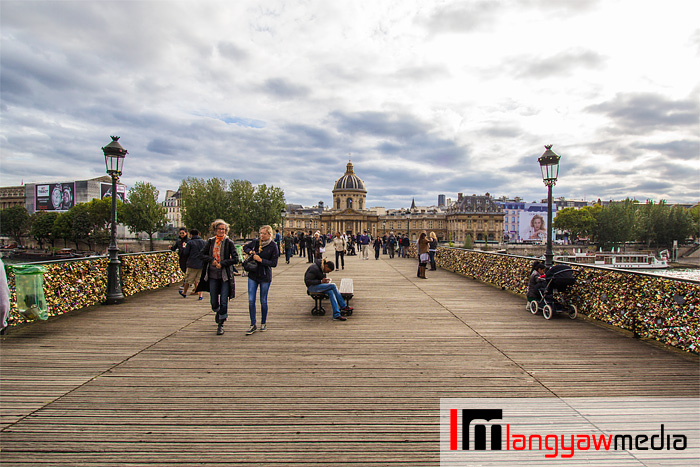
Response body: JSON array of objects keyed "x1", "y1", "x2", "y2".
[
  {"x1": 513, "y1": 49, "x2": 607, "y2": 79},
  {"x1": 633, "y1": 140, "x2": 699, "y2": 161},
  {"x1": 259, "y1": 78, "x2": 311, "y2": 99},
  {"x1": 586, "y1": 93, "x2": 699, "y2": 133},
  {"x1": 423, "y1": 1, "x2": 503, "y2": 35},
  {"x1": 217, "y1": 41, "x2": 250, "y2": 62}
]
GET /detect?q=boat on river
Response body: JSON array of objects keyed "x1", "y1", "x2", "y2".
[{"x1": 554, "y1": 249, "x2": 669, "y2": 269}]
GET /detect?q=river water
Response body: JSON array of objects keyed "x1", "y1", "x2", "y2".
[{"x1": 637, "y1": 268, "x2": 700, "y2": 282}]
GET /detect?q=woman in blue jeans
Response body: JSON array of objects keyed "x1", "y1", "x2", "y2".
[
  {"x1": 243, "y1": 225, "x2": 279, "y2": 335},
  {"x1": 196, "y1": 219, "x2": 239, "y2": 335}
]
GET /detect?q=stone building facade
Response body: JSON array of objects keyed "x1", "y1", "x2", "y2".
[{"x1": 282, "y1": 162, "x2": 504, "y2": 243}]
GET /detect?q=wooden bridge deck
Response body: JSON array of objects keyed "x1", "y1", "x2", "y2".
[{"x1": 1, "y1": 252, "x2": 698, "y2": 465}]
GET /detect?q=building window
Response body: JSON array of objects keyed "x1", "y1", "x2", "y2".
[{"x1": 347, "y1": 198, "x2": 353, "y2": 209}]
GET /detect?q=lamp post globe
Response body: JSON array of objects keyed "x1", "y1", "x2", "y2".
[
  {"x1": 538, "y1": 145, "x2": 560, "y2": 267},
  {"x1": 102, "y1": 136, "x2": 128, "y2": 305}
]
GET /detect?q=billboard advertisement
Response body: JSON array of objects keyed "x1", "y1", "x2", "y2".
[
  {"x1": 100, "y1": 183, "x2": 125, "y2": 202},
  {"x1": 519, "y1": 211, "x2": 548, "y2": 242},
  {"x1": 35, "y1": 183, "x2": 75, "y2": 212}
]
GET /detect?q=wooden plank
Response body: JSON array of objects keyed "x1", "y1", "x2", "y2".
[{"x1": 1, "y1": 253, "x2": 698, "y2": 465}]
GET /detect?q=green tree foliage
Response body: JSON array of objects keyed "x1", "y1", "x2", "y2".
[
  {"x1": 83, "y1": 197, "x2": 116, "y2": 231},
  {"x1": 30, "y1": 212, "x2": 59, "y2": 249},
  {"x1": 121, "y1": 181, "x2": 168, "y2": 252},
  {"x1": 635, "y1": 200, "x2": 668, "y2": 248},
  {"x1": 0, "y1": 205, "x2": 31, "y2": 245},
  {"x1": 71, "y1": 207, "x2": 95, "y2": 250},
  {"x1": 595, "y1": 199, "x2": 637, "y2": 249},
  {"x1": 689, "y1": 205, "x2": 700, "y2": 240},
  {"x1": 52, "y1": 211, "x2": 74, "y2": 247},
  {"x1": 180, "y1": 178, "x2": 285, "y2": 239},
  {"x1": 664, "y1": 205, "x2": 694, "y2": 246},
  {"x1": 251, "y1": 183, "x2": 285, "y2": 236},
  {"x1": 229, "y1": 179, "x2": 256, "y2": 239},
  {"x1": 180, "y1": 178, "x2": 233, "y2": 236},
  {"x1": 463, "y1": 234, "x2": 472, "y2": 249},
  {"x1": 553, "y1": 206, "x2": 597, "y2": 241}
]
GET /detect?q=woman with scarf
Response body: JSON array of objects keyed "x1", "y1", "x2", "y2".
[
  {"x1": 196, "y1": 219, "x2": 239, "y2": 335},
  {"x1": 243, "y1": 225, "x2": 279, "y2": 335}
]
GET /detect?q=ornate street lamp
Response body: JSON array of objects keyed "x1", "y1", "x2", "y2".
[
  {"x1": 102, "y1": 136, "x2": 128, "y2": 304},
  {"x1": 538, "y1": 144, "x2": 560, "y2": 267}
]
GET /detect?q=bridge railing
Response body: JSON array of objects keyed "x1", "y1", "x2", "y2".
[
  {"x1": 3, "y1": 251, "x2": 182, "y2": 327},
  {"x1": 428, "y1": 246, "x2": 699, "y2": 354}
]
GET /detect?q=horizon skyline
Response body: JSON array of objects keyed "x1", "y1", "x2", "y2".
[{"x1": 9, "y1": 168, "x2": 697, "y2": 212}]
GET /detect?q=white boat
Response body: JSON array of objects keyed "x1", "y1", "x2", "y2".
[{"x1": 554, "y1": 248, "x2": 669, "y2": 269}]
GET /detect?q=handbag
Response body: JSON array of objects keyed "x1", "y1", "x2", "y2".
[
  {"x1": 319, "y1": 247, "x2": 326, "y2": 254},
  {"x1": 243, "y1": 255, "x2": 258, "y2": 273}
]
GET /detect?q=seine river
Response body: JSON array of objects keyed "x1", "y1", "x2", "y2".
[{"x1": 638, "y1": 268, "x2": 700, "y2": 282}]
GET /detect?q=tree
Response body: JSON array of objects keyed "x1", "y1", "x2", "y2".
[
  {"x1": 229, "y1": 179, "x2": 256, "y2": 239},
  {"x1": 553, "y1": 206, "x2": 596, "y2": 241},
  {"x1": 31, "y1": 212, "x2": 59, "y2": 249},
  {"x1": 53, "y1": 211, "x2": 74, "y2": 247},
  {"x1": 689, "y1": 205, "x2": 700, "y2": 241},
  {"x1": 251, "y1": 183, "x2": 285, "y2": 235},
  {"x1": 595, "y1": 199, "x2": 637, "y2": 249},
  {"x1": 72, "y1": 208, "x2": 95, "y2": 251},
  {"x1": 180, "y1": 178, "x2": 233, "y2": 236},
  {"x1": 464, "y1": 234, "x2": 472, "y2": 249},
  {"x1": 635, "y1": 200, "x2": 668, "y2": 248},
  {"x1": 664, "y1": 205, "x2": 694, "y2": 247},
  {"x1": 121, "y1": 181, "x2": 168, "y2": 251},
  {"x1": 0, "y1": 205, "x2": 31, "y2": 246}
]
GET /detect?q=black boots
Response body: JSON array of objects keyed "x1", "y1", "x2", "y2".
[{"x1": 418, "y1": 264, "x2": 427, "y2": 279}]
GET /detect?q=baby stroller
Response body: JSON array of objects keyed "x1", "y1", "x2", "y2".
[{"x1": 527, "y1": 264, "x2": 578, "y2": 320}]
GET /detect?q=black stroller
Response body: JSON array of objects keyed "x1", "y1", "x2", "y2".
[{"x1": 527, "y1": 264, "x2": 578, "y2": 320}]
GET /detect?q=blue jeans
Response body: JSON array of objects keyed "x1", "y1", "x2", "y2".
[
  {"x1": 248, "y1": 279, "x2": 271, "y2": 326},
  {"x1": 209, "y1": 278, "x2": 229, "y2": 323},
  {"x1": 285, "y1": 247, "x2": 293, "y2": 263},
  {"x1": 307, "y1": 283, "x2": 347, "y2": 318}
]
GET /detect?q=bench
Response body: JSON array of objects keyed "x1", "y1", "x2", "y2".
[
  {"x1": 307, "y1": 278, "x2": 354, "y2": 316},
  {"x1": 307, "y1": 290, "x2": 327, "y2": 316},
  {"x1": 339, "y1": 278, "x2": 354, "y2": 306}
]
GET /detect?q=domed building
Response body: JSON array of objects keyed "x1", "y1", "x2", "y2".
[
  {"x1": 282, "y1": 161, "x2": 503, "y2": 243},
  {"x1": 332, "y1": 161, "x2": 366, "y2": 211},
  {"x1": 318, "y1": 161, "x2": 379, "y2": 235}
]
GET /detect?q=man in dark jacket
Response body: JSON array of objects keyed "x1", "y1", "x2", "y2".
[
  {"x1": 170, "y1": 227, "x2": 188, "y2": 289},
  {"x1": 282, "y1": 231, "x2": 294, "y2": 264},
  {"x1": 180, "y1": 229, "x2": 207, "y2": 298},
  {"x1": 305, "y1": 231, "x2": 314, "y2": 263},
  {"x1": 304, "y1": 259, "x2": 352, "y2": 321},
  {"x1": 170, "y1": 227, "x2": 189, "y2": 269}
]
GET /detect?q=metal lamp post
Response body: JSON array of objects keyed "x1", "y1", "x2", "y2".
[
  {"x1": 538, "y1": 144, "x2": 560, "y2": 267},
  {"x1": 102, "y1": 136, "x2": 128, "y2": 305}
]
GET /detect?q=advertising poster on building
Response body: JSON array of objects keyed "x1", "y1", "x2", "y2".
[
  {"x1": 519, "y1": 211, "x2": 548, "y2": 242},
  {"x1": 35, "y1": 183, "x2": 75, "y2": 212},
  {"x1": 100, "y1": 183, "x2": 125, "y2": 202}
]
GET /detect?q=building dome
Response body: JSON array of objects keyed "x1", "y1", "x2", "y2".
[{"x1": 333, "y1": 161, "x2": 366, "y2": 193}]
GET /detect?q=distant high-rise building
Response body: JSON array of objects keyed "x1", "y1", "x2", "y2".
[{"x1": 438, "y1": 194, "x2": 445, "y2": 207}]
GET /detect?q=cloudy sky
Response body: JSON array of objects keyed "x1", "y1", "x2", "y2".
[{"x1": 1, "y1": 0, "x2": 698, "y2": 209}]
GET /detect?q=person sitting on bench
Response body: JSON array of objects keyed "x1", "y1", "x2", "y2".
[{"x1": 304, "y1": 258, "x2": 353, "y2": 321}]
